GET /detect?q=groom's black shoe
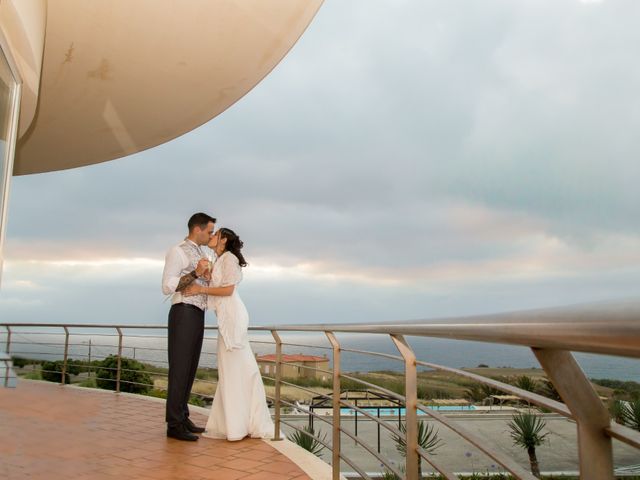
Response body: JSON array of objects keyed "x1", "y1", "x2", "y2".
[
  {"x1": 167, "y1": 424, "x2": 199, "y2": 441},
  {"x1": 184, "y1": 418, "x2": 205, "y2": 434}
]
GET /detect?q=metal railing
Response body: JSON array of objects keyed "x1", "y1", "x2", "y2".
[
  {"x1": 1, "y1": 350, "x2": 16, "y2": 387},
  {"x1": 2, "y1": 299, "x2": 640, "y2": 480}
]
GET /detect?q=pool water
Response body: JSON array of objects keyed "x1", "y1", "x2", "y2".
[{"x1": 339, "y1": 406, "x2": 476, "y2": 416}]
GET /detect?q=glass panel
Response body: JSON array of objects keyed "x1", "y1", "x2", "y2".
[
  {"x1": 0, "y1": 47, "x2": 17, "y2": 284},
  {"x1": 0, "y1": 50, "x2": 12, "y2": 194}
]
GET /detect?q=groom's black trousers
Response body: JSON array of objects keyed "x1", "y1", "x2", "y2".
[{"x1": 166, "y1": 303, "x2": 204, "y2": 428}]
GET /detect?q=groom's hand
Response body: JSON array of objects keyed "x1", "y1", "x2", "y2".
[
  {"x1": 183, "y1": 284, "x2": 200, "y2": 296},
  {"x1": 175, "y1": 271, "x2": 197, "y2": 292}
]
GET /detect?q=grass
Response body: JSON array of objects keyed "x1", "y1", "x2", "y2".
[
  {"x1": 22, "y1": 370, "x2": 42, "y2": 380},
  {"x1": 144, "y1": 388, "x2": 206, "y2": 407},
  {"x1": 12, "y1": 355, "x2": 634, "y2": 406},
  {"x1": 77, "y1": 377, "x2": 97, "y2": 388},
  {"x1": 592, "y1": 378, "x2": 640, "y2": 401}
]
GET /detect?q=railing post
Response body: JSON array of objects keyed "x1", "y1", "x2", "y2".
[
  {"x1": 5, "y1": 326, "x2": 11, "y2": 354},
  {"x1": 534, "y1": 348, "x2": 614, "y2": 480},
  {"x1": 61, "y1": 326, "x2": 69, "y2": 385},
  {"x1": 271, "y1": 329, "x2": 283, "y2": 441},
  {"x1": 116, "y1": 327, "x2": 123, "y2": 393},
  {"x1": 3, "y1": 327, "x2": 11, "y2": 388},
  {"x1": 391, "y1": 334, "x2": 419, "y2": 480},
  {"x1": 88, "y1": 339, "x2": 92, "y2": 377},
  {"x1": 325, "y1": 332, "x2": 341, "y2": 480}
]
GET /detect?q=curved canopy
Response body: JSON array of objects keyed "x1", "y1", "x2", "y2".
[{"x1": 13, "y1": 0, "x2": 322, "y2": 175}]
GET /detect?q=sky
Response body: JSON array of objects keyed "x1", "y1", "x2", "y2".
[{"x1": 1, "y1": 0, "x2": 639, "y2": 327}]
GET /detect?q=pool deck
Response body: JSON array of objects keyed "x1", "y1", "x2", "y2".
[{"x1": 0, "y1": 380, "x2": 327, "y2": 480}]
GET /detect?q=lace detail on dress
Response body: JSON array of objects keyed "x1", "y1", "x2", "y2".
[{"x1": 209, "y1": 252, "x2": 247, "y2": 351}]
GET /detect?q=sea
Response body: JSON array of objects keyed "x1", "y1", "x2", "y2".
[{"x1": 3, "y1": 329, "x2": 638, "y2": 382}]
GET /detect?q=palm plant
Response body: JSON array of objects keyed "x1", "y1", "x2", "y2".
[
  {"x1": 622, "y1": 399, "x2": 640, "y2": 431},
  {"x1": 609, "y1": 398, "x2": 627, "y2": 424},
  {"x1": 465, "y1": 383, "x2": 502, "y2": 403},
  {"x1": 392, "y1": 420, "x2": 443, "y2": 479},
  {"x1": 287, "y1": 425, "x2": 327, "y2": 457},
  {"x1": 508, "y1": 412, "x2": 549, "y2": 478},
  {"x1": 514, "y1": 375, "x2": 537, "y2": 392},
  {"x1": 536, "y1": 379, "x2": 562, "y2": 401}
]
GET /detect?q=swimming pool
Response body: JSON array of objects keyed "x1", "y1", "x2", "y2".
[{"x1": 339, "y1": 406, "x2": 476, "y2": 416}]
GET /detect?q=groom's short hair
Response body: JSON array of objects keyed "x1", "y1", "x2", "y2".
[{"x1": 188, "y1": 212, "x2": 216, "y2": 232}]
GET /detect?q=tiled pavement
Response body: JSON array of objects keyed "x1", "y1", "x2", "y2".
[{"x1": 0, "y1": 380, "x2": 312, "y2": 480}]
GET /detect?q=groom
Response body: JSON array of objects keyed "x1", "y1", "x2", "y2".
[{"x1": 161, "y1": 212, "x2": 216, "y2": 441}]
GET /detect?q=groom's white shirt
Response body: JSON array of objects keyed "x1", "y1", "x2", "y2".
[{"x1": 161, "y1": 239, "x2": 208, "y2": 309}]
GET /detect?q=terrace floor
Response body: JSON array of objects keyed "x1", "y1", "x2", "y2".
[{"x1": 0, "y1": 380, "x2": 314, "y2": 480}]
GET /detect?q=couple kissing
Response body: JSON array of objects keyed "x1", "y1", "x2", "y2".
[{"x1": 161, "y1": 212, "x2": 273, "y2": 442}]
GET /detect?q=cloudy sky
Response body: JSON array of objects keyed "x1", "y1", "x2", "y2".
[{"x1": 1, "y1": 0, "x2": 639, "y2": 327}]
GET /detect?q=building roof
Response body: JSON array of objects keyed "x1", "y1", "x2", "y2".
[
  {"x1": 257, "y1": 354, "x2": 329, "y2": 363},
  {"x1": 11, "y1": 1, "x2": 323, "y2": 175}
]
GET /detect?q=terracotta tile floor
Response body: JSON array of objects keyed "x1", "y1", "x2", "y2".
[{"x1": 0, "y1": 381, "x2": 311, "y2": 480}]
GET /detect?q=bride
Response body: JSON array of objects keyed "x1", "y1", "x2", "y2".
[{"x1": 184, "y1": 227, "x2": 274, "y2": 441}]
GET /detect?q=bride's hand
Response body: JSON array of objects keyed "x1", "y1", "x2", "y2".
[
  {"x1": 183, "y1": 284, "x2": 201, "y2": 296},
  {"x1": 195, "y1": 258, "x2": 209, "y2": 277}
]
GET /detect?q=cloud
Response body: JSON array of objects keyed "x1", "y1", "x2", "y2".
[{"x1": 3, "y1": 0, "x2": 640, "y2": 326}]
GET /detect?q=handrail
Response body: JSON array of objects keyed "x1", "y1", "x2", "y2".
[
  {"x1": 5, "y1": 299, "x2": 638, "y2": 356},
  {"x1": 281, "y1": 342, "x2": 333, "y2": 351},
  {"x1": 257, "y1": 320, "x2": 640, "y2": 358},
  {"x1": 2, "y1": 299, "x2": 639, "y2": 480}
]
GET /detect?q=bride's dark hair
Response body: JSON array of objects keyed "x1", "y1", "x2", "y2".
[{"x1": 219, "y1": 228, "x2": 248, "y2": 267}]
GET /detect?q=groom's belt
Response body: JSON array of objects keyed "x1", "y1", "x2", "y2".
[{"x1": 173, "y1": 302, "x2": 205, "y2": 313}]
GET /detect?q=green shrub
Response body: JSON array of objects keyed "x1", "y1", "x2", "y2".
[
  {"x1": 40, "y1": 362, "x2": 66, "y2": 383},
  {"x1": 592, "y1": 378, "x2": 640, "y2": 401},
  {"x1": 95, "y1": 355, "x2": 152, "y2": 394},
  {"x1": 41, "y1": 361, "x2": 63, "y2": 382},
  {"x1": 592, "y1": 378, "x2": 640, "y2": 393},
  {"x1": 11, "y1": 356, "x2": 31, "y2": 368},
  {"x1": 41, "y1": 360, "x2": 81, "y2": 383}
]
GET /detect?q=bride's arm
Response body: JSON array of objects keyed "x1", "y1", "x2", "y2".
[
  {"x1": 184, "y1": 253, "x2": 240, "y2": 297},
  {"x1": 183, "y1": 283, "x2": 234, "y2": 297}
]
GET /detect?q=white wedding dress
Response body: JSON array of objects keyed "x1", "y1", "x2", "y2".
[{"x1": 203, "y1": 251, "x2": 274, "y2": 441}]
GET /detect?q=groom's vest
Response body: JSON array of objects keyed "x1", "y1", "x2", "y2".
[{"x1": 178, "y1": 240, "x2": 208, "y2": 311}]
